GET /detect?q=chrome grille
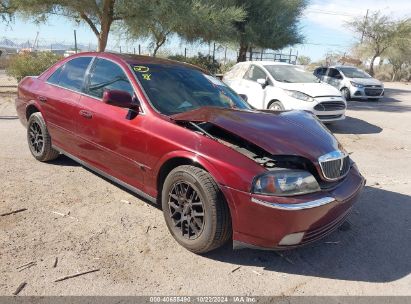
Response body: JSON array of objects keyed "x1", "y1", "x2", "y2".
[
  {"x1": 314, "y1": 101, "x2": 346, "y2": 111},
  {"x1": 319, "y1": 151, "x2": 350, "y2": 181}
]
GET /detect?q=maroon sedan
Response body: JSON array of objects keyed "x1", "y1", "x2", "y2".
[{"x1": 15, "y1": 52, "x2": 365, "y2": 253}]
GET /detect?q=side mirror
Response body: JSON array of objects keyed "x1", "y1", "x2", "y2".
[
  {"x1": 257, "y1": 78, "x2": 269, "y2": 88},
  {"x1": 102, "y1": 90, "x2": 139, "y2": 110}
]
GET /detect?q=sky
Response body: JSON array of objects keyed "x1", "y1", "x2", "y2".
[{"x1": 1, "y1": 0, "x2": 410, "y2": 61}]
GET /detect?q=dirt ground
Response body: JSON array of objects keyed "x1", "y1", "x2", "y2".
[{"x1": 0, "y1": 78, "x2": 410, "y2": 296}]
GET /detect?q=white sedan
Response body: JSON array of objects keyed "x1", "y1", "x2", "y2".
[{"x1": 223, "y1": 61, "x2": 347, "y2": 123}]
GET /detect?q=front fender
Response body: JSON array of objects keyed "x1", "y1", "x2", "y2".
[
  {"x1": 150, "y1": 150, "x2": 239, "y2": 228},
  {"x1": 152, "y1": 150, "x2": 227, "y2": 187}
]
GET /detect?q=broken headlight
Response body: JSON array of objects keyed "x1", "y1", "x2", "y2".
[{"x1": 252, "y1": 169, "x2": 320, "y2": 196}]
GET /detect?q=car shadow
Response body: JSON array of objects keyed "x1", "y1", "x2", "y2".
[
  {"x1": 348, "y1": 87, "x2": 411, "y2": 113},
  {"x1": 48, "y1": 154, "x2": 81, "y2": 167},
  {"x1": 327, "y1": 116, "x2": 382, "y2": 135},
  {"x1": 204, "y1": 186, "x2": 411, "y2": 283}
]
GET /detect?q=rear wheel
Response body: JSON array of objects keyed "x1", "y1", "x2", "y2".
[
  {"x1": 341, "y1": 88, "x2": 351, "y2": 101},
  {"x1": 268, "y1": 100, "x2": 284, "y2": 111},
  {"x1": 27, "y1": 112, "x2": 60, "y2": 162},
  {"x1": 161, "y1": 165, "x2": 231, "y2": 253}
]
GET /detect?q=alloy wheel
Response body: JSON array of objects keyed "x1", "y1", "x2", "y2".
[
  {"x1": 28, "y1": 121, "x2": 44, "y2": 155},
  {"x1": 168, "y1": 181, "x2": 205, "y2": 240},
  {"x1": 270, "y1": 102, "x2": 283, "y2": 111}
]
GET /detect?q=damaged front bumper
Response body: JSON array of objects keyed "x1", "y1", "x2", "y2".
[{"x1": 221, "y1": 165, "x2": 365, "y2": 250}]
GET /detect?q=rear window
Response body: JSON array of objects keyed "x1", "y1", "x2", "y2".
[
  {"x1": 48, "y1": 57, "x2": 92, "y2": 92},
  {"x1": 223, "y1": 63, "x2": 249, "y2": 81}
]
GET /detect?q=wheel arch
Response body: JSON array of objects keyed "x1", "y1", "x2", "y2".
[
  {"x1": 25, "y1": 102, "x2": 42, "y2": 120},
  {"x1": 267, "y1": 99, "x2": 283, "y2": 110},
  {"x1": 154, "y1": 152, "x2": 237, "y2": 224},
  {"x1": 155, "y1": 152, "x2": 226, "y2": 199}
]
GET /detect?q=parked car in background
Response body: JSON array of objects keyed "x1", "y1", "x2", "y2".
[
  {"x1": 16, "y1": 53, "x2": 365, "y2": 253},
  {"x1": 223, "y1": 62, "x2": 346, "y2": 123},
  {"x1": 314, "y1": 66, "x2": 384, "y2": 101}
]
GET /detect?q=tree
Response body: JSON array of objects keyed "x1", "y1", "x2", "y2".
[
  {"x1": 348, "y1": 11, "x2": 411, "y2": 76},
  {"x1": 123, "y1": 0, "x2": 245, "y2": 57},
  {"x1": 386, "y1": 38, "x2": 411, "y2": 81},
  {"x1": 232, "y1": 0, "x2": 307, "y2": 62},
  {"x1": 297, "y1": 55, "x2": 311, "y2": 65},
  {"x1": 10, "y1": 0, "x2": 148, "y2": 51},
  {"x1": 1, "y1": 0, "x2": 14, "y2": 22}
]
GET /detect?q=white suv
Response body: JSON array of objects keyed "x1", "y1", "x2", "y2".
[
  {"x1": 223, "y1": 61, "x2": 346, "y2": 123},
  {"x1": 314, "y1": 66, "x2": 384, "y2": 101}
]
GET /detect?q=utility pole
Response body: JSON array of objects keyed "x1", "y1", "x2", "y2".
[
  {"x1": 360, "y1": 9, "x2": 369, "y2": 43},
  {"x1": 73, "y1": 30, "x2": 78, "y2": 54}
]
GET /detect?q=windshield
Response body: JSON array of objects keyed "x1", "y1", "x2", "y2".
[
  {"x1": 339, "y1": 67, "x2": 371, "y2": 79},
  {"x1": 264, "y1": 65, "x2": 319, "y2": 83},
  {"x1": 131, "y1": 64, "x2": 251, "y2": 115}
]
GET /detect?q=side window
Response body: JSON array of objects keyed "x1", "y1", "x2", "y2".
[
  {"x1": 224, "y1": 63, "x2": 249, "y2": 81},
  {"x1": 86, "y1": 58, "x2": 134, "y2": 99},
  {"x1": 327, "y1": 68, "x2": 342, "y2": 78},
  {"x1": 244, "y1": 65, "x2": 267, "y2": 82},
  {"x1": 315, "y1": 67, "x2": 326, "y2": 76},
  {"x1": 47, "y1": 57, "x2": 92, "y2": 91}
]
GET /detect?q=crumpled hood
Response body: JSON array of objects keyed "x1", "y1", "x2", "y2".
[
  {"x1": 350, "y1": 77, "x2": 382, "y2": 86},
  {"x1": 172, "y1": 107, "x2": 342, "y2": 162},
  {"x1": 276, "y1": 82, "x2": 342, "y2": 97}
]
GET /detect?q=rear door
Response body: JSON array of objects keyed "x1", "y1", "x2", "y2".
[
  {"x1": 42, "y1": 56, "x2": 93, "y2": 153},
  {"x1": 241, "y1": 65, "x2": 269, "y2": 109},
  {"x1": 75, "y1": 58, "x2": 147, "y2": 190}
]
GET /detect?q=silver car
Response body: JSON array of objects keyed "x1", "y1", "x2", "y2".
[{"x1": 314, "y1": 66, "x2": 384, "y2": 101}]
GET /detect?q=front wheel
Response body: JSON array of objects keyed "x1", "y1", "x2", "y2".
[
  {"x1": 161, "y1": 165, "x2": 231, "y2": 253},
  {"x1": 268, "y1": 100, "x2": 284, "y2": 111},
  {"x1": 27, "y1": 112, "x2": 60, "y2": 162}
]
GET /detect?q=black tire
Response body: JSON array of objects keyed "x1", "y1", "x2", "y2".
[
  {"x1": 341, "y1": 88, "x2": 351, "y2": 101},
  {"x1": 27, "y1": 112, "x2": 60, "y2": 162},
  {"x1": 268, "y1": 100, "x2": 284, "y2": 111},
  {"x1": 161, "y1": 165, "x2": 231, "y2": 253}
]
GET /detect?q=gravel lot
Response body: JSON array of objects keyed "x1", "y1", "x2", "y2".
[{"x1": 0, "y1": 78, "x2": 410, "y2": 296}]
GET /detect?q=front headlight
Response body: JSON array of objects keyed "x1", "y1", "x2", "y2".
[
  {"x1": 350, "y1": 81, "x2": 364, "y2": 88},
  {"x1": 252, "y1": 169, "x2": 321, "y2": 196},
  {"x1": 284, "y1": 90, "x2": 314, "y2": 102}
]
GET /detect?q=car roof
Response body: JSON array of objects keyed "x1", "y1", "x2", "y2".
[
  {"x1": 68, "y1": 51, "x2": 204, "y2": 71},
  {"x1": 330, "y1": 65, "x2": 358, "y2": 69},
  {"x1": 243, "y1": 61, "x2": 294, "y2": 66}
]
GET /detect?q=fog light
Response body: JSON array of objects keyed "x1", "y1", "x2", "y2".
[{"x1": 279, "y1": 232, "x2": 305, "y2": 246}]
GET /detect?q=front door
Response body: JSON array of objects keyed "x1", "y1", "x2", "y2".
[
  {"x1": 75, "y1": 58, "x2": 148, "y2": 190},
  {"x1": 241, "y1": 65, "x2": 268, "y2": 109},
  {"x1": 326, "y1": 68, "x2": 343, "y2": 89}
]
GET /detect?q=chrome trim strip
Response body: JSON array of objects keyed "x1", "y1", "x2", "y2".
[
  {"x1": 251, "y1": 196, "x2": 335, "y2": 210},
  {"x1": 45, "y1": 56, "x2": 147, "y2": 115},
  {"x1": 53, "y1": 146, "x2": 156, "y2": 204}
]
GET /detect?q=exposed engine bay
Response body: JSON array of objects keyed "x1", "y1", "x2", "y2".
[
  {"x1": 181, "y1": 121, "x2": 313, "y2": 169},
  {"x1": 179, "y1": 121, "x2": 341, "y2": 189}
]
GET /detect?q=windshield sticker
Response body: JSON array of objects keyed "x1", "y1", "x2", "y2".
[
  {"x1": 142, "y1": 73, "x2": 151, "y2": 80},
  {"x1": 133, "y1": 66, "x2": 150, "y2": 73}
]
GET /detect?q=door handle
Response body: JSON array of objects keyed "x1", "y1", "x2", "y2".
[
  {"x1": 38, "y1": 96, "x2": 47, "y2": 103},
  {"x1": 79, "y1": 110, "x2": 93, "y2": 119}
]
